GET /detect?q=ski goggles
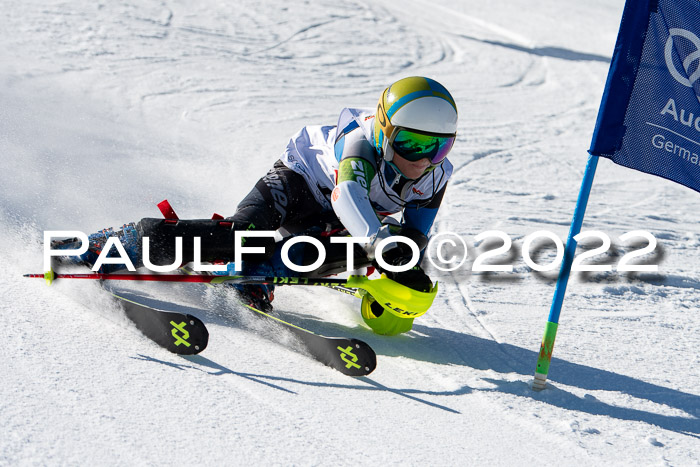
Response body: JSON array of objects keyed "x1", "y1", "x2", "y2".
[{"x1": 389, "y1": 128, "x2": 456, "y2": 164}]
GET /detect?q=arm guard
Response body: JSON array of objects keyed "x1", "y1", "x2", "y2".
[
  {"x1": 332, "y1": 157, "x2": 382, "y2": 237},
  {"x1": 331, "y1": 180, "x2": 382, "y2": 237}
]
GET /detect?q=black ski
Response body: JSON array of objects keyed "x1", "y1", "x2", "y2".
[
  {"x1": 178, "y1": 266, "x2": 377, "y2": 375},
  {"x1": 110, "y1": 291, "x2": 209, "y2": 355},
  {"x1": 27, "y1": 269, "x2": 369, "y2": 371},
  {"x1": 241, "y1": 302, "x2": 376, "y2": 376}
]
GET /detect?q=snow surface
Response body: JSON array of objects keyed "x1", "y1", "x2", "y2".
[{"x1": 2, "y1": 0, "x2": 699, "y2": 465}]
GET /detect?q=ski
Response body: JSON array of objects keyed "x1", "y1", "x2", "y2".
[
  {"x1": 176, "y1": 266, "x2": 376, "y2": 375},
  {"x1": 109, "y1": 291, "x2": 209, "y2": 355},
  {"x1": 240, "y1": 301, "x2": 376, "y2": 376},
  {"x1": 26, "y1": 270, "x2": 373, "y2": 373}
]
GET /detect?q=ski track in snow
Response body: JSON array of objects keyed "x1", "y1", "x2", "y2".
[{"x1": 2, "y1": 0, "x2": 700, "y2": 464}]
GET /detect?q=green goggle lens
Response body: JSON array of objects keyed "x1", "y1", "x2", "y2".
[{"x1": 391, "y1": 129, "x2": 455, "y2": 164}]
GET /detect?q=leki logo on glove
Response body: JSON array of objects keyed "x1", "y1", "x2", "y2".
[
  {"x1": 665, "y1": 28, "x2": 700, "y2": 87},
  {"x1": 170, "y1": 321, "x2": 191, "y2": 347},
  {"x1": 337, "y1": 345, "x2": 361, "y2": 370}
]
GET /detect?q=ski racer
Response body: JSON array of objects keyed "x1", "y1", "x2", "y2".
[{"x1": 61, "y1": 76, "x2": 459, "y2": 335}]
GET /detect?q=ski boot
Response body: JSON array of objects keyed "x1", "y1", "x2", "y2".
[
  {"x1": 233, "y1": 283, "x2": 275, "y2": 313},
  {"x1": 50, "y1": 223, "x2": 142, "y2": 273}
]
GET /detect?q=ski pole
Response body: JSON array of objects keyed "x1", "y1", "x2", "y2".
[
  {"x1": 24, "y1": 271, "x2": 437, "y2": 319},
  {"x1": 24, "y1": 272, "x2": 350, "y2": 286}
]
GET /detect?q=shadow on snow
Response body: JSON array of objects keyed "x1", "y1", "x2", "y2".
[
  {"x1": 124, "y1": 286, "x2": 698, "y2": 435},
  {"x1": 458, "y1": 34, "x2": 610, "y2": 63}
]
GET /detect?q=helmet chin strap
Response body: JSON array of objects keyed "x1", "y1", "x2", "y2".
[
  {"x1": 386, "y1": 160, "x2": 410, "y2": 180},
  {"x1": 376, "y1": 130, "x2": 407, "y2": 180}
]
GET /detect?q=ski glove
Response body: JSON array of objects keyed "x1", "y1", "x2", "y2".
[
  {"x1": 364, "y1": 226, "x2": 432, "y2": 292},
  {"x1": 364, "y1": 225, "x2": 428, "y2": 265},
  {"x1": 384, "y1": 266, "x2": 433, "y2": 293}
]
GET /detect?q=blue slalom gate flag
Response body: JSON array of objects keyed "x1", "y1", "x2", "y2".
[
  {"x1": 589, "y1": 0, "x2": 700, "y2": 193},
  {"x1": 534, "y1": 0, "x2": 700, "y2": 391}
]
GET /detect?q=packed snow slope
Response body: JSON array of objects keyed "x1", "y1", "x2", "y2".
[{"x1": 2, "y1": 0, "x2": 699, "y2": 465}]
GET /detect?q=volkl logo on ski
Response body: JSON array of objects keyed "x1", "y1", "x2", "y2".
[
  {"x1": 170, "y1": 321, "x2": 191, "y2": 347},
  {"x1": 337, "y1": 345, "x2": 361, "y2": 370}
]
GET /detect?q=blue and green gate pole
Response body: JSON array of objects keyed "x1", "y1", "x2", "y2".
[{"x1": 533, "y1": 154, "x2": 599, "y2": 390}]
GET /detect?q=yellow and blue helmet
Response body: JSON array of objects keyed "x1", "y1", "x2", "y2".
[{"x1": 374, "y1": 76, "x2": 458, "y2": 165}]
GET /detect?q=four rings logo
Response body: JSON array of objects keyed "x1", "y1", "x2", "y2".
[{"x1": 665, "y1": 28, "x2": 700, "y2": 87}]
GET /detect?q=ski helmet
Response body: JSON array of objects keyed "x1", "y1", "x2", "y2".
[{"x1": 374, "y1": 76, "x2": 458, "y2": 166}]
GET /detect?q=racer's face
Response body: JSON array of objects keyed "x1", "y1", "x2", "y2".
[{"x1": 392, "y1": 153, "x2": 431, "y2": 179}]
